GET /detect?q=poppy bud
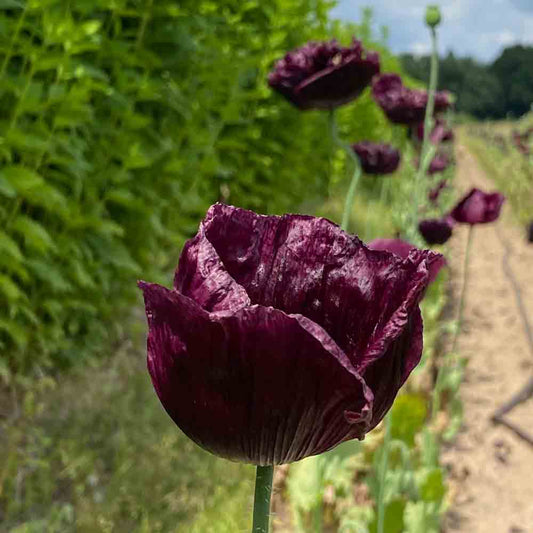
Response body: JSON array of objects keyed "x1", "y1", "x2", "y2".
[{"x1": 425, "y1": 5, "x2": 442, "y2": 28}]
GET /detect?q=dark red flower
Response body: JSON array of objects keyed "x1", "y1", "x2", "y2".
[
  {"x1": 416, "y1": 119, "x2": 454, "y2": 144},
  {"x1": 528, "y1": 220, "x2": 533, "y2": 243},
  {"x1": 418, "y1": 218, "x2": 453, "y2": 245},
  {"x1": 352, "y1": 142, "x2": 401, "y2": 174},
  {"x1": 372, "y1": 73, "x2": 451, "y2": 125},
  {"x1": 368, "y1": 238, "x2": 446, "y2": 283},
  {"x1": 268, "y1": 39, "x2": 380, "y2": 110},
  {"x1": 139, "y1": 204, "x2": 441, "y2": 465},
  {"x1": 450, "y1": 188, "x2": 505, "y2": 225},
  {"x1": 428, "y1": 180, "x2": 448, "y2": 205},
  {"x1": 427, "y1": 154, "x2": 450, "y2": 175}
]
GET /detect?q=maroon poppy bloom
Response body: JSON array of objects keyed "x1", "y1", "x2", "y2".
[
  {"x1": 427, "y1": 154, "x2": 450, "y2": 175},
  {"x1": 416, "y1": 119, "x2": 454, "y2": 144},
  {"x1": 372, "y1": 73, "x2": 451, "y2": 125},
  {"x1": 368, "y1": 238, "x2": 446, "y2": 283},
  {"x1": 418, "y1": 218, "x2": 453, "y2": 245},
  {"x1": 527, "y1": 220, "x2": 533, "y2": 243},
  {"x1": 428, "y1": 180, "x2": 448, "y2": 205},
  {"x1": 139, "y1": 204, "x2": 440, "y2": 465},
  {"x1": 352, "y1": 142, "x2": 401, "y2": 175},
  {"x1": 450, "y1": 188, "x2": 505, "y2": 225},
  {"x1": 268, "y1": 39, "x2": 380, "y2": 110}
]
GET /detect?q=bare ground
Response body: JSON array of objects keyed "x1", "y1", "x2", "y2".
[{"x1": 442, "y1": 142, "x2": 533, "y2": 533}]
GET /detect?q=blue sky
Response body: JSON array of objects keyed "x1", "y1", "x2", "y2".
[{"x1": 331, "y1": 0, "x2": 533, "y2": 62}]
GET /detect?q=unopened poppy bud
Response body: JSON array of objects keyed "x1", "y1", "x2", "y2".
[{"x1": 425, "y1": 5, "x2": 442, "y2": 28}]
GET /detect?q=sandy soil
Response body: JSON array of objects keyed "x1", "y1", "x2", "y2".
[{"x1": 442, "y1": 141, "x2": 533, "y2": 533}]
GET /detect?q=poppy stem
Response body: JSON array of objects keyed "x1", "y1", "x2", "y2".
[
  {"x1": 328, "y1": 109, "x2": 362, "y2": 232},
  {"x1": 431, "y1": 224, "x2": 474, "y2": 420},
  {"x1": 411, "y1": 26, "x2": 439, "y2": 238},
  {"x1": 376, "y1": 414, "x2": 392, "y2": 533},
  {"x1": 452, "y1": 224, "x2": 474, "y2": 353},
  {"x1": 252, "y1": 465, "x2": 274, "y2": 533}
]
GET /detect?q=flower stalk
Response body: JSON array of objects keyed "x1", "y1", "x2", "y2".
[
  {"x1": 377, "y1": 414, "x2": 392, "y2": 533},
  {"x1": 252, "y1": 465, "x2": 274, "y2": 533},
  {"x1": 329, "y1": 109, "x2": 363, "y2": 232},
  {"x1": 411, "y1": 24, "x2": 439, "y2": 237},
  {"x1": 431, "y1": 224, "x2": 474, "y2": 420},
  {"x1": 452, "y1": 224, "x2": 474, "y2": 353}
]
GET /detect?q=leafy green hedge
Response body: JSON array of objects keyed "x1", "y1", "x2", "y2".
[{"x1": 0, "y1": 1, "x2": 406, "y2": 374}]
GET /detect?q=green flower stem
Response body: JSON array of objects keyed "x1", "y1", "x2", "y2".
[
  {"x1": 342, "y1": 163, "x2": 362, "y2": 232},
  {"x1": 328, "y1": 109, "x2": 362, "y2": 232},
  {"x1": 411, "y1": 25, "x2": 439, "y2": 236},
  {"x1": 377, "y1": 414, "x2": 392, "y2": 533},
  {"x1": 252, "y1": 465, "x2": 274, "y2": 533},
  {"x1": 431, "y1": 224, "x2": 474, "y2": 420},
  {"x1": 451, "y1": 224, "x2": 474, "y2": 354}
]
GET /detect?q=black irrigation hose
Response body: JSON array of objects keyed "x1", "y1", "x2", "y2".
[{"x1": 492, "y1": 224, "x2": 533, "y2": 445}]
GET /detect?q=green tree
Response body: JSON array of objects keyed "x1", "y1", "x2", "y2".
[{"x1": 492, "y1": 45, "x2": 533, "y2": 117}]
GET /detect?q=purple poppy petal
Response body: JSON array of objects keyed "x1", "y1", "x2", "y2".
[
  {"x1": 368, "y1": 238, "x2": 446, "y2": 284},
  {"x1": 269, "y1": 39, "x2": 380, "y2": 110},
  {"x1": 416, "y1": 119, "x2": 454, "y2": 144},
  {"x1": 352, "y1": 141, "x2": 401, "y2": 175},
  {"x1": 372, "y1": 73, "x2": 451, "y2": 125},
  {"x1": 362, "y1": 306, "x2": 423, "y2": 427},
  {"x1": 199, "y1": 205, "x2": 436, "y2": 399},
  {"x1": 140, "y1": 281, "x2": 372, "y2": 465},
  {"x1": 174, "y1": 231, "x2": 250, "y2": 312},
  {"x1": 418, "y1": 218, "x2": 453, "y2": 245},
  {"x1": 428, "y1": 180, "x2": 448, "y2": 205},
  {"x1": 427, "y1": 154, "x2": 450, "y2": 175},
  {"x1": 294, "y1": 54, "x2": 380, "y2": 110},
  {"x1": 450, "y1": 188, "x2": 505, "y2": 225}
]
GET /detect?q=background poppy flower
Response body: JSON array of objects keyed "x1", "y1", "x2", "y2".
[
  {"x1": 427, "y1": 153, "x2": 451, "y2": 175},
  {"x1": 368, "y1": 238, "x2": 446, "y2": 283},
  {"x1": 139, "y1": 205, "x2": 440, "y2": 465},
  {"x1": 352, "y1": 142, "x2": 401, "y2": 174},
  {"x1": 450, "y1": 188, "x2": 505, "y2": 225},
  {"x1": 416, "y1": 119, "x2": 454, "y2": 144},
  {"x1": 428, "y1": 180, "x2": 448, "y2": 205},
  {"x1": 268, "y1": 39, "x2": 380, "y2": 110},
  {"x1": 418, "y1": 218, "x2": 453, "y2": 245},
  {"x1": 528, "y1": 220, "x2": 533, "y2": 243},
  {"x1": 372, "y1": 73, "x2": 451, "y2": 125}
]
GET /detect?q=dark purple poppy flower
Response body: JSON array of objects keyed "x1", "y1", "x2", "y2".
[
  {"x1": 352, "y1": 142, "x2": 401, "y2": 175},
  {"x1": 427, "y1": 154, "x2": 450, "y2": 175},
  {"x1": 450, "y1": 188, "x2": 505, "y2": 225},
  {"x1": 428, "y1": 180, "x2": 448, "y2": 205},
  {"x1": 416, "y1": 119, "x2": 454, "y2": 144},
  {"x1": 368, "y1": 238, "x2": 446, "y2": 283},
  {"x1": 268, "y1": 39, "x2": 380, "y2": 110},
  {"x1": 139, "y1": 204, "x2": 441, "y2": 465},
  {"x1": 372, "y1": 74, "x2": 451, "y2": 125},
  {"x1": 418, "y1": 218, "x2": 453, "y2": 245},
  {"x1": 527, "y1": 220, "x2": 533, "y2": 243}
]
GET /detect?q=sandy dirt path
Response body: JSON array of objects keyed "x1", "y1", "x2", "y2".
[{"x1": 442, "y1": 141, "x2": 533, "y2": 533}]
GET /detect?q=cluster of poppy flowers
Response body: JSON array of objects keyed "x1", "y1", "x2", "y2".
[
  {"x1": 511, "y1": 128, "x2": 533, "y2": 156},
  {"x1": 138, "y1": 35, "x2": 505, "y2": 469}
]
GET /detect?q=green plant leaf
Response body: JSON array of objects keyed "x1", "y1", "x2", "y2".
[{"x1": 12, "y1": 216, "x2": 57, "y2": 254}]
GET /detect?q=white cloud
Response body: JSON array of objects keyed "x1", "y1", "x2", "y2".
[
  {"x1": 331, "y1": 0, "x2": 533, "y2": 61},
  {"x1": 410, "y1": 41, "x2": 431, "y2": 56}
]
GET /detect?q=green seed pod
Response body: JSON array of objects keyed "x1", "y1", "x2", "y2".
[{"x1": 425, "y1": 5, "x2": 442, "y2": 28}]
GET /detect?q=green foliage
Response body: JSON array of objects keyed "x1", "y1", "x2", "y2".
[
  {"x1": 492, "y1": 45, "x2": 533, "y2": 117},
  {"x1": 0, "y1": 0, "x2": 406, "y2": 374},
  {"x1": 1, "y1": 345, "x2": 254, "y2": 532}
]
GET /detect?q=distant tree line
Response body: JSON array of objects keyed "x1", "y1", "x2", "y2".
[{"x1": 401, "y1": 45, "x2": 533, "y2": 119}]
